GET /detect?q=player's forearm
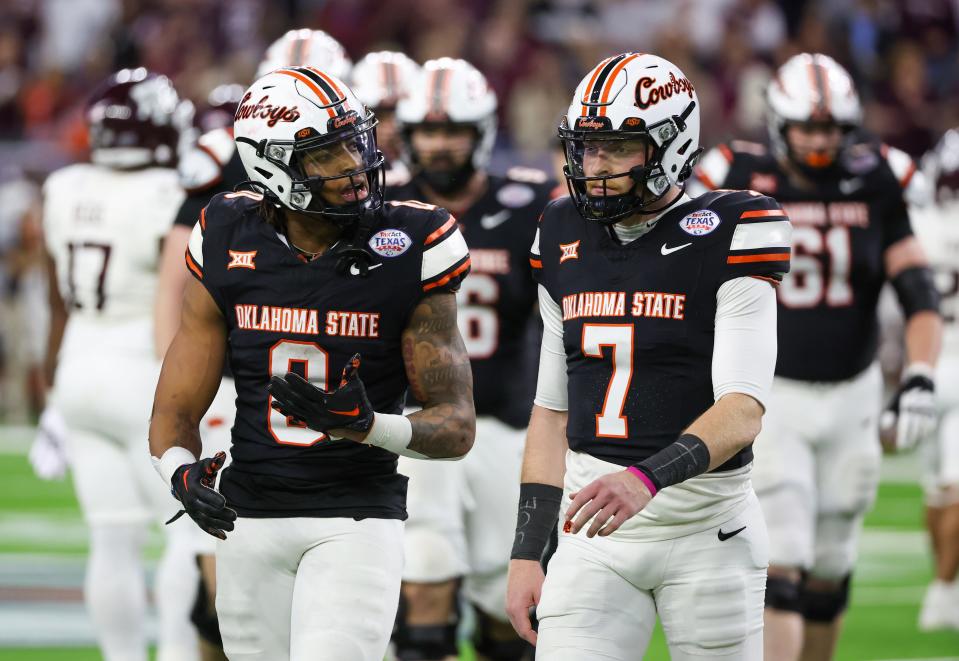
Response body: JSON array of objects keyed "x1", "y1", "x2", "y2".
[
  {"x1": 520, "y1": 405, "x2": 568, "y2": 487},
  {"x1": 148, "y1": 330, "x2": 222, "y2": 457},
  {"x1": 685, "y1": 393, "x2": 763, "y2": 470},
  {"x1": 903, "y1": 310, "x2": 942, "y2": 368},
  {"x1": 406, "y1": 399, "x2": 475, "y2": 459},
  {"x1": 401, "y1": 292, "x2": 476, "y2": 459}
]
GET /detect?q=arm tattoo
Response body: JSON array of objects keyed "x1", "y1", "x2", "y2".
[{"x1": 403, "y1": 292, "x2": 475, "y2": 458}]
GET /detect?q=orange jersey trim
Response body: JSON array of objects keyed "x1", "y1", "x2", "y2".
[
  {"x1": 696, "y1": 170, "x2": 718, "y2": 191},
  {"x1": 424, "y1": 217, "x2": 457, "y2": 246},
  {"x1": 718, "y1": 143, "x2": 734, "y2": 163},
  {"x1": 200, "y1": 206, "x2": 207, "y2": 231},
  {"x1": 750, "y1": 275, "x2": 781, "y2": 288},
  {"x1": 727, "y1": 252, "x2": 790, "y2": 264},
  {"x1": 423, "y1": 258, "x2": 471, "y2": 292},
  {"x1": 899, "y1": 161, "x2": 917, "y2": 189},
  {"x1": 185, "y1": 250, "x2": 203, "y2": 279},
  {"x1": 529, "y1": 257, "x2": 543, "y2": 269},
  {"x1": 275, "y1": 69, "x2": 336, "y2": 118},
  {"x1": 739, "y1": 209, "x2": 786, "y2": 219}
]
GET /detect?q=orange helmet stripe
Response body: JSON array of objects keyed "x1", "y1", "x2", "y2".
[
  {"x1": 598, "y1": 53, "x2": 640, "y2": 116},
  {"x1": 275, "y1": 69, "x2": 336, "y2": 118},
  {"x1": 581, "y1": 56, "x2": 615, "y2": 115}
]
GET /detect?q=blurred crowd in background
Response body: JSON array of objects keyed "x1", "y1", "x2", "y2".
[{"x1": 1, "y1": 0, "x2": 958, "y2": 421}]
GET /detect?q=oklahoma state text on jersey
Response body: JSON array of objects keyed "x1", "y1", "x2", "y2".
[
  {"x1": 531, "y1": 192, "x2": 790, "y2": 468},
  {"x1": 389, "y1": 169, "x2": 555, "y2": 427},
  {"x1": 185, "y1": 191, "x2": 470, "y2": 519},
  {"x1": 695, "y1": 137, "x2": 919, "y2": 381}
]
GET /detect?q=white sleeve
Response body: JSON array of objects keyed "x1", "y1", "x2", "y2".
[
  {"x1": 712, "y1": 277, "x2": 778, "y2": 408},
  {"x1": 533, "y1": 285, "x2": 569, "y2": 411}
]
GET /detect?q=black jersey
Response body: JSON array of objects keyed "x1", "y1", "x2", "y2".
[
  {"x1": 389, "y1": 168, "x2": 555, "y2": 427},
  {"x1": 185, "y1": 191, "x2": 470, "y2": 518},
  {"x1": 532, "y1": 192, "x2": 790, "y2": 469},
  {"x1": 695, "y1": 138, "x2": 919, "y2": 382},
  {"x1": 174, "y1": 127, "x2": 247, "y2": 229}
]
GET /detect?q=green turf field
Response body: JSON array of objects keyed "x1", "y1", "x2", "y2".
[{"x1": 1, "y1": 448, "x2": 956, "y2": 660}]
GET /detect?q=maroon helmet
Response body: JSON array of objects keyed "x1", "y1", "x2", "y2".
[
  {"x1": 86, "y1": 68, "x2": 195, "y2": 169},
  {"x1": 927, "y1": 128, "x2": 959, "y2": 205}
]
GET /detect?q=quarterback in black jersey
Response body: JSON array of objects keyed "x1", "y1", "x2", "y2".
[
  {"x1": 152, "y1": 30, "x2": 355, "y2": 659},
  {"x1": 149, "y1": 67, "x2": 474, "y2": 661},
  {"x1": 505, "y1": 53, "x2": 790, "y2": 661},
  {"x1": 389, "y1": 57, "x2": 554, "y2": 661},
  {"x1": 693, "y1": 53, "x2": 942, "y2": 661}
]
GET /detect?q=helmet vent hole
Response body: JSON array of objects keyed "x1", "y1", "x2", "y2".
[
  {"x1": 277, "y1": 185, "x2": 284, "y2": 193},
  {"x1": 671, "y1": 165, "x2": 677, "y2": 173},
  {"x1": 254, "y1": 167, "x2": 274, "y2": 180},
  {"x1": 676, "y1": 139, "x2": 692, "y2": 156}
]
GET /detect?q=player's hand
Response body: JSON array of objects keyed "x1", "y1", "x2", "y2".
[
  {"x1": 565, "y1": 470, "x2": 653, "y2": 537},
  {"x1": 29, "y1": 407, "x2": 69, "y2": 480},
  {"x1": 506, "y1": 558, "x2": 545, "y2": 645},
  {"x1": 881, "y1": 365, "x2": 936, "y2": 452},
  {"x1": 167, "y1": 451, "x2": 236, "y2": 540},
  {"x1": 268, "y1": 353, "x2": 374, "y2": 437}
]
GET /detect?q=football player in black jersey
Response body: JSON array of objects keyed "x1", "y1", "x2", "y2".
[
  {"x1": 152, "y1": 30, "x2": 353, "y2": 659},
  {"x1": 693, "y1": 53, "x2": 943, "y2": 661},
  {"x1": 505, "y1": 52, "x2": 791, "y2": 660},
  {"x1": 149, "y1": 66, "x2": 475, "y2": 661},
  {"x1": 351, "y1": 51, "x2": 421, "y2": 187},
  {"x1": 388, "y1": 57, "x2": 554, "y2": 661}
]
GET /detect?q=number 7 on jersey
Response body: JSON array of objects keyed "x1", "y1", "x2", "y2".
[{"x1": 582, "y1": 323, "x2": 634, "y2": 438}]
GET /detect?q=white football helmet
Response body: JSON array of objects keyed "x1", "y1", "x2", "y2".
[
  {"x1": 767, "y1": 53, "x2": 862, "y2": 169},
  {"x1": 350, "y1": 51, "x2": 420, "y2": 110},
  {"x1": 395, "y1": 57, "x2": 497, "y2": 193},
  {"x1": 233, "y1": 66, "x2": 384, "y2": 225},
  {"x1": 256, "y1": 29, "x2": 352, "y2": 81},
  {"x1": 559, "y1": 52, "x2": 702, "y2": 223}
]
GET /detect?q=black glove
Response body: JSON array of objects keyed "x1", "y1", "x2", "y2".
[
  {"x1": 268, "y1": 353, "x2": 374, "y2": 434},
  {"x1": 166, "y1": 451, "x2": 237, "y2": 540}
]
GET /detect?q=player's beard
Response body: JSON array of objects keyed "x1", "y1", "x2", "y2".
[{"x1": 416, "y1": 153, "x2": 476, "y2": 195}]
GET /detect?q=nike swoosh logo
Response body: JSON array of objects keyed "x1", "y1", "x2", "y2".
[
  {"x1": 348, "y1": 263, "x2": 383, "y2": 276},
  {"x1": 717, "y1": 525, "x2": 746, "y2": 542},
  {"x1": 661, "y1": 242, "x2": 692, "y2": 256},
  {"x1": 480, "y1": 210, "x2": 511, "y2": 230},
  {"x1": 328, "y1": 406, "x2": 360, "y2": 417}
]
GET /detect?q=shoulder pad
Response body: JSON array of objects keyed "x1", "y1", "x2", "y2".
[
  {"x1": 202, "y1": 190, "x2": 263, "y2": 229},
  {"x1": 693, "y1": 144, "x2": 733, "y2": 191},
  {"x1": 178, "y1": 128, "x2": 237, "y2": 193},
  {"x1": 688, "y1": 190, "x2": 792, "y2": 283},
  {"x1": 881, "y1": 144, "x2": 931, "y2": 206},
  {"x1": 539, "y1": 194, "x2": 576, "y2": 223},
  {"x1": 506, "y1": 166, "x2": 550, "y2": 184}
]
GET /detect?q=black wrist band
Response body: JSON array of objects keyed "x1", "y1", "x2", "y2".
[
  {"x1": 510, "y1": 483, "x2": 563, "y2": 561},
  {"x1": 632, "y1": 433, "x2": 711, "y2": 492}
]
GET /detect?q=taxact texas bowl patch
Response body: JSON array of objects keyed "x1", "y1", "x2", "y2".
[
  {"x1": 679, "y1": 209, "x2": 721, "y2": 236},
  {"x1": 368, "y1": 229, "x2": 412, "y2": 257}
]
